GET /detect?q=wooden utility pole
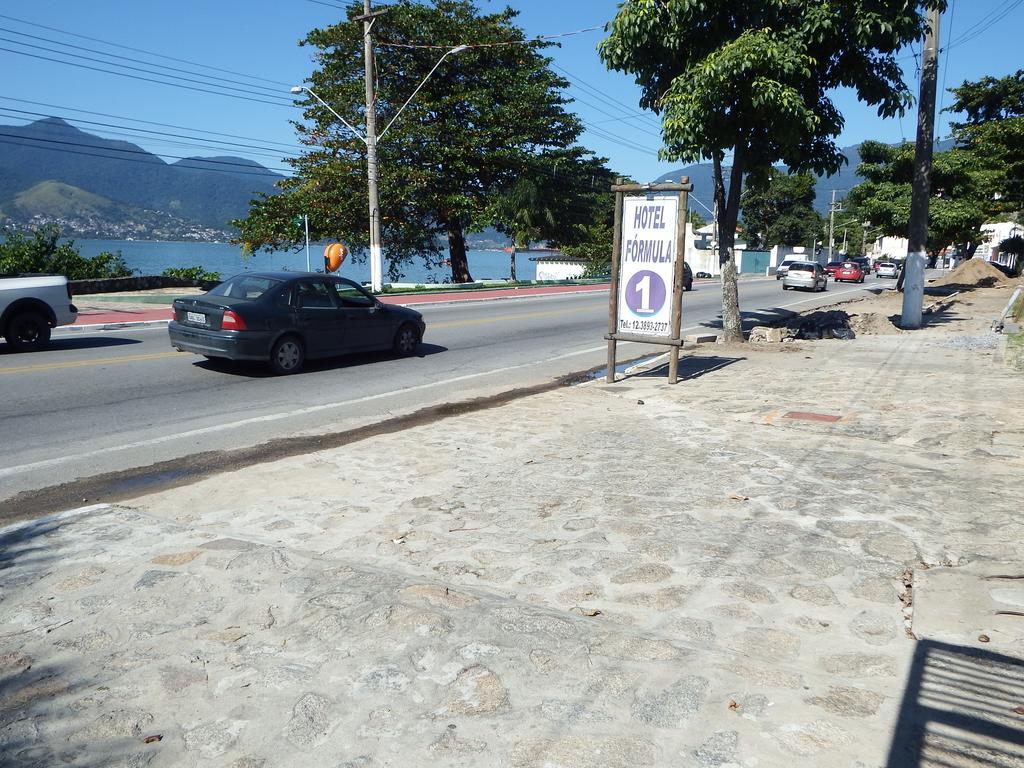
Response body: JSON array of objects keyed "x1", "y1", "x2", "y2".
[{"x1": 901, "y1": 6, "x2": 941, "y2": 328}]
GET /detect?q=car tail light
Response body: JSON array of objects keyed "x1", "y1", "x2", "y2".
[
  {"x1": 221, "y1": 310, "x2": 247, "y2": 330},
  {"x1": 66, "y1": 283, "x2": 73, "y2": 299}
]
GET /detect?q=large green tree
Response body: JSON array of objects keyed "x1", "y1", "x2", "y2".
[
  {"x1": 740, "y1": 169, "x2": 821, "y2": 250},
  {"x1": 234, "y1": 0, "x2": 601, "y2": 284},
  {"x1": 848, "y1": 140, "x2": 993, "y2": 264},
  {"x1": 947, "y1": 70, "x2": 1024, "y2": 215},
  {"x1": 600, "y1": 0, "x2": 942, "y2": 341}
]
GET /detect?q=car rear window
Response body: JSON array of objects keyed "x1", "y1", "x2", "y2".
[
  {"x1": 843, "y1": 262, "x2": 857, "y2": 268},
  {"x1": 208, "y1": 275, "x2": 283, "y2": 300},
  {"x1": 790, "y1": 263, "x2": 813, "y2": 272}
]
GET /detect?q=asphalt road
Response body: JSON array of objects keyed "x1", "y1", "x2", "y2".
[{"x1": 0, "y1": 275, "x2": 896, "y2": 508}]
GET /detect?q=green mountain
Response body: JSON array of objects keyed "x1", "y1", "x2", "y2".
[
  {"x1": 0, "y1": 181, "x2": 221, "y2": 240},
  {"x1": 0, "y1": 117, "x2": 285, "y2": 238}
]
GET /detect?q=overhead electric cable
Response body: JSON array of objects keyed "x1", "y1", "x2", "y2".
[
  {"x1": 0, "y1": 47, "x2": 294, "y2": 108},
  {"x1": 0, "y1": 12, "x2": 292, "y2": 87}
]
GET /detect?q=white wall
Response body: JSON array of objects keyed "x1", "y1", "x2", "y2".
[{"x1": 535, "y1": 260, "x2": 586, "y2": 281}]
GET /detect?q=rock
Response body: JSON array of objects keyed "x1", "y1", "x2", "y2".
[
  {"x1": 818, "y1": 653, "x2": 898, "y2": 678},
  {"x1": 771, "y1": 720, "x2": 854, "y2": 756},
  {"x1": 354, "y1": 664, "x2": 411, "y2": 694},
  {"x1": 693, "y1": 730, "x2": 739, "y2": 767},
  {"x1": 428, "y1": 726, "x2": 487, "y2": 756},
  {"x1": 183, "y1": 720, "x2": 243, "y2": 759},
  {"x1": 807, "y1": 686, "x2": 885, "y2": 717},
  {"x1": 159, "y1": 664, "x2": 207, "y2": 693},
  {"x1": 850, "y1": 611, "x2": 898, "y2": 646},
  {"x1": 284, "y1": 693, "x2": 335, "y2": 749},
  {"x1": 529, "y1": 649, "x2": 559, "y2": 674},
  {"x1": 852, "y1": 575, "x2": 898, "y2": 604},
  {"x1": 723, "y1": 581, "x2": 777, "y2": 604},
  {"x1": 75, "y1": 709, "x2": 154, "y2": 740},
  {"x1": 591, "y1": 635, "x2": 687, "y2": 662},
  {"x1": 439, "y1": 665, "x2": 509, "y2": 716},
  {"x1": 150, "y1": 551, "x2": 201, "y2": 566},
  {"x1": 727, "y1": 628, "x2": 801, "y2": 662},
  {"x1": 403, "y1": 584, "x2": 476, "y2": 609},
  {"x1": 133, "y1": 570, "x2": 179, "y2": 590},
  {"x1": 664, "y1": 617, "x2": 716, "y2": 643},
  {"x1": 631, "y1": 676, "x2": 709, "y2": 727},
  {"x1": 610, "y1": 563, "x2": 674, "y2": 584},
  {"x1": 750, "y1": 326, "x2": 784, "y2": 343},
  {"x1": 790, "y1": 584, "x2": 840, "y2": 606},
  {"x1": 511, "y1": 736, "x2": 658, "y2": 767}
]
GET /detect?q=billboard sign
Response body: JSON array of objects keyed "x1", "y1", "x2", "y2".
[{"x1": 616, "y1": 196, "x2": 679, "y2": 338}]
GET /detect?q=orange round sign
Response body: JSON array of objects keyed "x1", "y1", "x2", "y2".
[{"x1": 323, "y1": 242, "x2": 347, "y2": 272}]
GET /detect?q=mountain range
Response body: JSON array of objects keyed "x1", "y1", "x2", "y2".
[{"x1": 0, "y1": 117, "x2": 285, "y2": 239}]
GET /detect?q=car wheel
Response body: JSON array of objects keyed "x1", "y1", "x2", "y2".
[
  {"x1": 393, "y1": 323, "x2": 420, "y2": 357},
  {"x1": 684, "y1": 280, "x2": 693, "y2": 292},
  {"x1": 5, "y1": 311, "x2": 51, "y2": 352},
  {"x1": 782, "y1": 284, "x2": 789, "y2": 290},
  {"x1": 270, "y1": 335, "x2": 304, "y2": 375}
]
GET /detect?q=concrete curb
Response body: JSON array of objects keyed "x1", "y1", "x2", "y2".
[{"x1": 59, "y1": 319, "x2": 171, "y2": 332}]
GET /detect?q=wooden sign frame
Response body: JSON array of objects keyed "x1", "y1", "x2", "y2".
[{"x1": 605, "y1": 176, "x2": 692, "y2": 384}]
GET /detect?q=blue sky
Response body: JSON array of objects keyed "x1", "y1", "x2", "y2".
[{"x1": 1, "y1": 0, "x2": 1020, "y2": 187}]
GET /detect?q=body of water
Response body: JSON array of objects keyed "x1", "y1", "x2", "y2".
[{"x1": 71, "y1": 239, "x2": 539, "y2": 284}]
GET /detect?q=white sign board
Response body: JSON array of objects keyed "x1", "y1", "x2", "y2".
[{"x1": 617, "y1": 196, "x2": 679, "y2": 338}]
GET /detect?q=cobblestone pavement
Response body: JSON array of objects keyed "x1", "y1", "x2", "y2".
[{"x1": 2, "y1": 287, "x2": 1022, "y2": 767}]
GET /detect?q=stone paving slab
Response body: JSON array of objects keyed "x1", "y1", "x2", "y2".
[{"x1": 2, "y1": 288, "x2": 1022, "y2": 767}]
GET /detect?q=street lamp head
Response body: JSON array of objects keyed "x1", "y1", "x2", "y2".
[
  {"x1": 449, "y1": 44, "x2": 469, "y2": 54},
  {"x1": 290, "y1": 86, "x2": 304, "y2": 94}
]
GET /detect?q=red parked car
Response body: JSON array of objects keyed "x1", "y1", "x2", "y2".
[
  {"x1": 833, "y1": 261, "x2": 866, "y2": 283},
  {"x1": 824, "y1": 260, "x2": 845, "y2": 276}
]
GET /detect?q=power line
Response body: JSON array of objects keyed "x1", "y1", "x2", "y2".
[
  {"x1": 944, "y1": 0, "x2": 1024, "y2": 50},
  {"x1": 551, "y1": 63, "x2": 661, "y2": 127},
  {"x1": 0, "y1": 46, "x2": 294, "y2": 108},
  {"x1": 0, "y1": 36, "x2": 292, "y2": 103},
  {"x1": 0, "y1": 103, "x2": 299, "y2": 159},
  {"x1": 0, "y1": 27, "x2": 286, "y2": 97},
  {"x1": 0, "y1": 131, "x2": 292, "y2": 176},
  {"x1": 0, "y1": 108, "x2": 298, "y2": 163},
  {"x1": 376, "y1": 23, "x2": 605, "y2": 50},
  {"x1": 0, "y1": 12, "x2": 292, "y2": 87},
  {"x1": 0, "y1": 95, "x2": 303, "y2": 151}
]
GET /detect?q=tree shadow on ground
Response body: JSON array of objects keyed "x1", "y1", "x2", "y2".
[
  {"x1": 0, "y1": 514, "x2": 161, "y2": 767},
  {"x1": 886, "y1": 638, "x2": 1024, "y2": 767}
]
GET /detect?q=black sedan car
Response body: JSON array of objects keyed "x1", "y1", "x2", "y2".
[{"x1": 168, "y1": 272, "x2": 426, "y2": 374}]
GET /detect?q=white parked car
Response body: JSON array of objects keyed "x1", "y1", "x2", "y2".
[
  {"x1": 876, "y1": 262, "x2": 901, "y2": 279},
  {"x1": 0, "y1": 274, "x2": 78, "y2": 351}
]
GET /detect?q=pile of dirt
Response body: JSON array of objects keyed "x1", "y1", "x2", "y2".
[
  {"x1": 931, "y1": 259, "x2": 1015, "y2": 288},
  {"x1": 848, "y1": 311, "x2": 901, "y2": 336}
]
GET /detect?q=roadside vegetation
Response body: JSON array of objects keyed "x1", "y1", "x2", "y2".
[
  {"x1": 160, "y1": 266, "x2": 222, "y2": 282},
  {"x1": 0, "y1": 225, "x2": 131, "y2": 280}
]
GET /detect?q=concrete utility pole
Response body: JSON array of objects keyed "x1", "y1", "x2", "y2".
[
  {"x1": 827, "y1": 189, "x2": 841, "y2": 262},
  {"x1": 901, "y1": 5, "x2": 941, "y2": 329},
  {"x1": 357, "y1": 0, "x2": 386, "y2": 293}
]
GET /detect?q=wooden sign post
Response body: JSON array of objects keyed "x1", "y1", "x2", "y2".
[{"x1": 605, "y1": 176, "x2": 692, "y2": 384}]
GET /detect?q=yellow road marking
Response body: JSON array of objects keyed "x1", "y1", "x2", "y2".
[{"x1": 0, "y1": 351, "x2": 179, "y2": 375}]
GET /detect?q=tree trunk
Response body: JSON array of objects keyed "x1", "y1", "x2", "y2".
[
  {"x1": 714, "y1": 154, "x2": 745, "y2": 342},
  {"x1": 510, "y1": 242, "x2": 517, "y2": 282},
  {"x1": 447, "y1": 223, "x2": 473, "y2": 283}
]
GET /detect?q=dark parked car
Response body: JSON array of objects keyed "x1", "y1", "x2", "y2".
[
  {"x1": 168, "y1": 272, "x2": 426, "y2": 375},
  {"x1": 683, "y1": 261, "x2": 693, "y2": 291},
  {"x1": 824, "y1": 260, "x2": 845, "y2": 276},
  {"x1": 695, "y1": 271, "x2": 712, "y2": 279}
]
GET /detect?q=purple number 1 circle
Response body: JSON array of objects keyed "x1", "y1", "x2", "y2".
[{"x1": 624, "y1": 270, "x2": 667, "y2": 316}]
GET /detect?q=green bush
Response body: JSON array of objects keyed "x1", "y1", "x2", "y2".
[
  {"x1": 161, "y1": 266, "x2": 222, "y2": 282},
  {"x1": 0, "y1": 226, "x2": 132, "y2": 280}
]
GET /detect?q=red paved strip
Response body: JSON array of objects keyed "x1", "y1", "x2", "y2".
[{"x1": 783, "y1": 411, "x2": 842, "y2": 423}]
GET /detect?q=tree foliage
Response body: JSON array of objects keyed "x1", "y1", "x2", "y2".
[
  {"x1": 847, "y1": 141, "x2": 991, "y2": 261},
  {"x1": 740, "y1": 169, "x2": 822, "y2": 250},
  {"x1": 947, "y1": 69, "x2": 1024, "y2": 215},
  {"x1": 0, "y1": 226, "x2": 131, "y2": 279},
  {"x1": 600, "y1": 0, "x2": 942, "y2": 340},
  {"x1": 234, "y1": 0, "x2": 605, "y2": 284}
]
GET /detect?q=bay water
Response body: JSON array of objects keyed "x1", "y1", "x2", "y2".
[{"x1": 72, "y1": 239, "x2": 538, "y2": 284}]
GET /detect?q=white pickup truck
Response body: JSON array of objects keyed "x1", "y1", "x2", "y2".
[{"x1": 0, "y1": 274, "x2": 78, "y2": 351}]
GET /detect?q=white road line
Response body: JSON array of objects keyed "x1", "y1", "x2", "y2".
[{"x1": 0, "y1": 342, "x2": 640, "y2": 480}]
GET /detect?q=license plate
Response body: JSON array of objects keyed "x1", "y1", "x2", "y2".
[{"x1": 187, "y1": 311, "x2": 206, "y2": 324}]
